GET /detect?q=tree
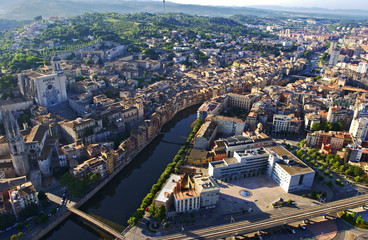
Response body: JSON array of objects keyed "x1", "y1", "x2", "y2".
[
  {"x1": 38, "y1": 191, "x2": 47, "y2": 201},
  {"x1": 0, "y1": 213, "x2": 16, "y2": 230},
  {"x1": 354, "y1": 176, "x2": 361, "y2": 182},
  {"x1": 326, "y1": 181, "x2": 333, "y2": 189},
  {"x1": 60, "y1": 172, "x2": 88, "y2": 197},
  {"x1": 127, "y1": 217, "x2": 138, "y2": 226},
  {"x1": 312, "y1": 123, "x2": 321, "y2": 131},
  {"x1": 87, "y1": 173, "x2": 101, "y2": 186},
  {"x1": 34, "y1": 16, "x2": 42, "y2": 21},
  {"x1": 332, "y1": 122, "x2": 343, "y2": 131},
  {"x1": 20, "y1": 203, "x2": 38, "y2": 218},
  {"x1": 154, "y1": 205, "x2": 166, "y2": 221}
]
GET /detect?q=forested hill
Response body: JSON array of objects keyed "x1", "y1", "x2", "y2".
[
  {"x1": 0, "y1": 19, "x2": 30, "y2": 32},
  {"x1": 0, "y1": 12, "x2": 275, "y2": 73},
  {"x1": 33, "y1": 12, "x2": 275, "y2": 47}
]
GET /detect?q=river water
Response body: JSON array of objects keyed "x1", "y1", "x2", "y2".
[{"x1": 44, "y1": 107, "x2": 198, "y2": 240}]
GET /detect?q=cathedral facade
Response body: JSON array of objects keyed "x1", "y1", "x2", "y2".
[{"x1": 18, "y1": 57, "x2": 67, "y2": 108}]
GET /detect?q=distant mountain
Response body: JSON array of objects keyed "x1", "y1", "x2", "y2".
[
  {"x1": 0, "y1": 0, "x2": 367, "y2": 20},
  {"x1": 251, "y1": 5, "x2": 368, "y2": 17}
]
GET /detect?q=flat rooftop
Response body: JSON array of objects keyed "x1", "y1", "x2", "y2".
[
  {"x1": 211, "y1": 160, "x2": 227, "y2": 168},
  {"x1": 235, "y1": 149, "x2": 267, "y2": 158},
  {"x1": 223, "y1": 135, "x2": 253, "y2": 146},
  {"x1": 194, "y1": 176, "x2": 219, "y2": 190},
  {"x1": 224, "y1": 157, "x2": 239, "y2": 165},
  {"x1": 155, "y1": 174, "x2": 181, "y2": 203},
  {"x1": 175, "y1": 189, "x2": 200, "y2": 200},
  {"x1": 268, "y1": 146, "x2": 314, "y2": 176},
  {"x1": 198, "y1": 101, "x2": 220, "y2": 112},
  {"x1": 196, "y1": 121, "x2": 217, "y2": 139}
]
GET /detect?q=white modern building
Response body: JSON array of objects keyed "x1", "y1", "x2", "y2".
[
  {"x1": 208, "y1": 146, "x2": 315, "y2": 193},
  {"x1": 193, "y1": 175, "x2": 220, "y2": 208},
  {"x1": 272, "y1": 114, "x2": 291, "y2": 134},
  {"x1": 267, "y1": 146, "x2": 315, "y2": 193},
  {"x1": 209, "y1": 148, "x2": 270, "y2": 179},
  {"x1": 221, "y1": 135, "x2": 273, "y2": 157},
  {"x1": 349, "y1": 117, "x2": 368, "y2": 141}
]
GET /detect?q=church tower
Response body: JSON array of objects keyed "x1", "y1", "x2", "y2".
[
  {"x1": 51, "y1": 55, "x2": 62, "y2": 73},
  {"x1": 3, "y1": 111, "x2": 29, "y2": 176}
]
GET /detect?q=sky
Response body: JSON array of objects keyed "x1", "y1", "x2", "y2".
[{"x1": 168, "y1": 0, "x2": 368, "y2": 10}]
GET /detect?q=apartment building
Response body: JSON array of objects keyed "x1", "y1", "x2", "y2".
[{"x1": 194, "y1": 121, "x2": 218, "y2": 150}]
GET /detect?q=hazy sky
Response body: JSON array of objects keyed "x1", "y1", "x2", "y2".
[{"x1": 168, "y1": 0, "x2": 368, "y2": 10}]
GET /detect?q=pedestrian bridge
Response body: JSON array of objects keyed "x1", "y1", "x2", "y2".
[{"x1": 68, "y1": 207, "x2": 125, "y2": 240}]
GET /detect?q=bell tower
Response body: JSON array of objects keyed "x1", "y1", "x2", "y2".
[
  {"x1": 3, "y1": 111, "x2": 29, "y2": 176},
  {"x1": 51, "y1": 55, "x2": 62, "y2": 73}
]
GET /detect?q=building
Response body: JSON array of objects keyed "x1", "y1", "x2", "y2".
[
  {"x1": 227, "y1": 93, "x2": 257, "y2": 111},
  {"x1": 272, "y1": 114, "x2": 299, "y2": 134},
  {"x1": 0, "y1": 176, "x2": 27, "y2": 214},
  {"x1": 188, "y1": 148, "x2": 214, "y2": 165},
  {"x1": 267, "y1": 146, "x2": 315, "y2": 193},
  {"x1": 197, "y1": 101, "x2": 223, "y2": 121},
  {"x1": 154, "y1": 174, "x2": 181, "y2": 211},
  {"x1": 8, "y1": 182, "x2": 38, "y2": 216},
  {"x1": 327, "y1": 107, "x2": 353, "y2": 128},
  {"x1": 193, "y1": 176, "x2": 220, "y2": 208},
  {"x1": 60, "y1": 118, "x2": 100, "y2": 143},
  {"x1": 222, "y1": 134, "x2": 273, "y2": 157},
  {"x1": 208, "y1": 148, "x2": 270, "y2": 179},
  {"x1": 101, "y1": 149, "x2": 119, "y2": 174},
  {"x1": 212, "y1": 116, "x2": 245, "y2": 136},
  {"x1": 72, "y1": 157, "x2": 108, "y2": 179},
  {"x1": 2, "y1": 111, "x2": 29, "y2": 176},
  {"x1": 18, "y1": 57, "x2": 67, "y2": 108},
  {"x1": 22, "y1": 125, "x2": 57, "y2": 176},
  {"x1": 304, "y1": 113, "x2": 321, "y2": 131},
  {"x1": 350, "y1": 117, "x2": 368, "y2": 141},
  {"x1": 306, "y1": 131, "x2": 352, "y2": 151},
  {"x1": 193, "y1": 121, "x2": 218, "y2": 150},
  {"x1": 329, "y1": 49, "x2": 339, "y2": 66},
  {"x1": 0, "y1": 136, "x2": 15, "y2": 178},
  {"x1": 173, "y1": 174, "x2": 200, "y2": 213},
  {"x1": 209, "y1": 146, "x2": 315, "y2": 193},
  {"x1": 0, "y1": 97, "x2": 33, "y2": 123},
  {"x1": 344, "y1": 144, "x2": 363, "y2": 162}
]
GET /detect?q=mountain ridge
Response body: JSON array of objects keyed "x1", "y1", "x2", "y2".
[{"x1": 0, "y1": 0, "x2": 367, "y2": 20}]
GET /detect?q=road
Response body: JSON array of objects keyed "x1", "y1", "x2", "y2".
[{"x1": 159, "y1": 194, "x2": 368, "y2": 240}]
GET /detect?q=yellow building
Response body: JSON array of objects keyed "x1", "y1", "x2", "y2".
[{"x1": 188, "y1": 148, "x2": 214, "y2": 165}]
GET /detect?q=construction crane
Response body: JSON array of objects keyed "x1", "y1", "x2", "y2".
[{"x1": 35, "y1": 59, "x2": 48, "y2": 73}]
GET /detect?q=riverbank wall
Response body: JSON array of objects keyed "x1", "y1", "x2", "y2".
[{"x1": 31, "y1": 102, "x2": 202, "y2": 240}]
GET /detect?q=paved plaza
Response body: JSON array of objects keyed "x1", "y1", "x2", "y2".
[{"x1": 217, "y1": 176, "x2": 320, "y2": 217}]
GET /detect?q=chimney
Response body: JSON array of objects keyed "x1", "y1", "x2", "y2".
[{"x1": 176, "y1": 180, "x2": 182, "y2": 192}]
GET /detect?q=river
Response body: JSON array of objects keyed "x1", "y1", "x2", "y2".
[{"x1": 43, "y1": 107, "x2": 198, "y2": 240}]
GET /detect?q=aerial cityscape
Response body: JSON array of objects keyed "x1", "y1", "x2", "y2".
[{"x1": 1, "y1": 0, "x2": 368, "y2": 240}]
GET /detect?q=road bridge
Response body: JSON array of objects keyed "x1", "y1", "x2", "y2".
[
  {"x1": 68, "y1": 207, "x2": 124, "y2": 240},
  {"x1": 161, "y1": 194, "x2": 368, "y2": 240}
]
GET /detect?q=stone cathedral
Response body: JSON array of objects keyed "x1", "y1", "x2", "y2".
[{"x1": 18, "y1": 56, "x2": 68, "y2": 108}]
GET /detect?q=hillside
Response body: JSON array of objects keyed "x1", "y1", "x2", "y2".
[{"x1": 1, "y1": 0, "x2": 367, "y2": 20}]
